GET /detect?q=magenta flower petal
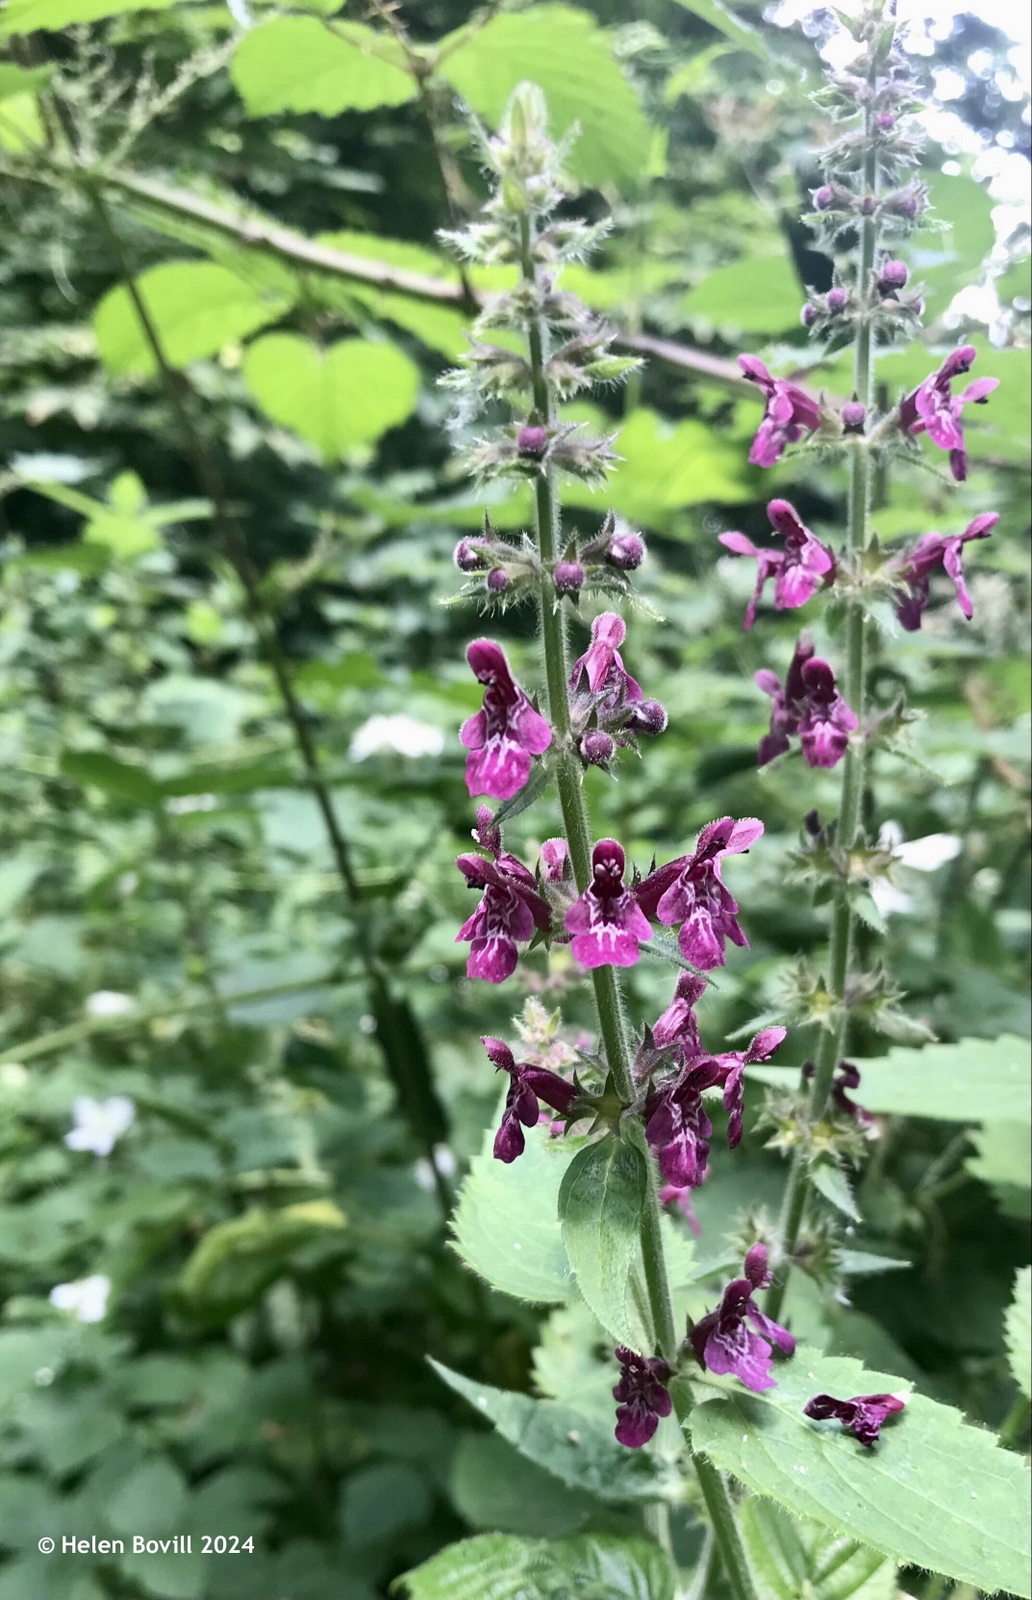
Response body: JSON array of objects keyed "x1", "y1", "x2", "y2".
[
  {"x1": 463, "y1": 639, "x2": 552, "y2": 800},
  {"x1": 565, "y1": 838, "x2": 651, "y2": 970}
]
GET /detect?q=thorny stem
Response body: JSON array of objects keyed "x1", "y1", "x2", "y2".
[
  {"x1": 767, "y1": 72, "x2": 880, "y2": 1324},
  {"x1": 518, "y1": 209, "x2": 759, "y2": 1600}
]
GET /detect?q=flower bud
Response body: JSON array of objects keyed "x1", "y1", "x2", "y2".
[
  {"x1": 517, "y1": 424, "x2": 549, "y2": 457},
  {"x1": 878, "y1": 260, "x2": 908, "y2": 294},
  {"x1": 876, "y1": 112, "x2": 895, "y2": 131},
  {"x1": 454, "y1": 539, "x2": 487, "y2": 572},
  {"x1": 486, "y1": 567, "x2": 509, "y2": 592},
  {"x1": 607, "y1": 531, "x2": 646, "y2": 571},
  {"x1": 826, "y1": 287, "x2": 848, "y2": 314},
  {"x1": 553, "y1": 560, "x2": 584, "y2": 595},
  {"x1": 841, "y1": 400, "x2": 866, "y2": 433},
  {"x1": 859, "y1": 194, "x2": 877, "y2": 216},
  {"x1": 579, "y1": 730, "x2": 615, "y2": 766},
  {"x1": 813, "y1": 185, "x2": 835, "y2": 211},
  {"x1": 744, "y1": 1243, "x2": 771, "y2": 1290},
  {"x1": 801, "y1": 302, "x2": 819, "y2": 328},
  {"x1": 628, "y1": 699, "x2": 668, "y2": 736}
]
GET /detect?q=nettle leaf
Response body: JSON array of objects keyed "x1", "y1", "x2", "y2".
[
  {"x1": 682, "y1": 252, "x2": 803, "y2": 334},
  {"x1": 687, "y1": 1346, "x2": 1031, "y2": 1597},
  {"x1": 396, "y1": 1532, "x2": 674, "y2": 1600},
  {"x1": 739, "y1": 1499, "x2": 900, "y2": 1600},
  {"x1": 966, "y1": 1123, "x2": 1032, "y2": 1219},
  {"x1": 429, "y1": 1361, "x2": 667, "y2": 1504},
  {"x1": 559, "y1": 1140, "x2": 648, "y2": 1347},
  {"x1": 242, "y1": 335, "x2": 420, "y2": 462},
  {"x1": 919, "y1": 168, "x2": 996, "y2": 320},
  {"x1": 810, "y1": 1162, "x2": 861, "y2": 1223},
  {"x1": 449, "y1": 1433, "x2": 593, "y2": 1538},
  {"x1": 0, "y1": 0, "x2": 176, "y2": 31},
  {"x1": 1005, "y1": 1267, "x2": 1031, "y2": 1403},
  {"x1": 749, "y1": 1036, "x2": 1031, "y2": 1124},
  {"x1": 451, "y1": 1115, "x2": 579, "y2": 1305},
  {"x1": 232, "y1": 17, "x2": 415, "y2": 117},
  {"x1": 95, "y1": 263, "x2": 293, "y2": 378},
  {"x1": 439, "y1": 5, "x2": 650, "y2": 194}
]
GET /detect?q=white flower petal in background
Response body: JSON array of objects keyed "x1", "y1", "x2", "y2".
[
  {"x1": 85, "y1": 990, "x2": 135, "y2": 1018},
  {"x1": 49, "y1": 1274, "x2": 111, "y2": 1323},
  {"x1": 870, "y1": 827, "x2": 963, "y2": 917},
  {"x1": 65, "y1": 1095, "x2": 136, "y2": 1157},
  {"x1": 349, "y1": 714, "x2": 445, "y2": 762},
  {"x1": 226, "y1": 0, "x2": 251, "y2": 27}
]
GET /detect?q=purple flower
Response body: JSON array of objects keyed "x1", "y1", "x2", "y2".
[
  {"x1": 652, "y1": 971, "x2": 708, "y2": 1059},
  {"x1": 461, "y1": 639, "x2": 552, "y2": 801},
  {"x1": 720, "y1": 499, "x2": 835, "y2": 630},
  {"x1": 579, "y1": 730, "x2": 616, "y2": 767},
  {"x1": 890, "y1": 512, "x2": 998, "y2": 631},
  {"x1": 554, "y1": 560, "x2": 584, "y2": 594},
  {"x1": 659, "y1": 1182, "x2": 702, "y2": 1235},
  {"x1": 738, "y1": 355, "x2": 821, "y2": 468},
  {"x1": 482, "y1": 1036, "x2": 577, "y2": 1163},
  {"x1": 803, "y1": 1059, "x2": 875, "y2": 1128},
  {"x1": 627, "y1": 699, "x2": 668, "y2": 737},
  {"x1": 803, "y1": 1391, "x2": 906, "y2": 1448},
  {"x1": 517, "y1": 424, "x2": 549, "y2": 457},
  {"x1": 841, "y1": 400, "x2": 866, "y2": 434},
  {"x1": 540, "y1": 837, "x2": 570, "y2": 884},
  {"x1": 690, "y1": 1245, "x2": 796, "y2": 1391},
  {"x1": 900, "y1": 345, "x2": 999, "y2": 482},
  {"x1": 565, "y1": 839, "x2": 652, "y2": 969},
  {"x1": 636, "y1": 816, "x2": 764, "y2": 972},
  {"x1": 716, "y1": 1026, "x2": 788, "y2": 1148},
  {"x1": 755, "y1": 638, "x2": 857, "y2": 770},
  {"x1": 607, "y1": 531, "x2": 646, "y2": 571},
  {"x1": 878, "y1": 260, "x2": 908, "y2": 294},
  {"x1": 826, "y1": 286, "x2": 848, "y2": 314},
  {"x1": 569, "y1": 612, "x2": 642, "y2": 700},
  {"x1": 455, "y1": 539, "x2": 487, "y2": 572},
  {"x1": 645, "y1": 1058, "x2": 722, "y2": 1189},
  {"x1": 612, "y1": 1346, "x2": 673, "y2": 1448},
  {"x1": 456, "y1": 850, "x2": 550, "y2": 983}
]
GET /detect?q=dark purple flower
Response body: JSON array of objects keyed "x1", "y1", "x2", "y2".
[
  {"x1": 486, "y1": 567, "x2": 508, "y2": 592},
  {"x1": 738, "y1": 355, "x2": 821, "y2": 468},
  {"x1": 579, "y1": 730, "x2": 616, "y2": 767},
  {"x1": 803, "y1": 1059, "x2": 876, "y2": 1129},
  {"x1": 878, "y1": 259, "x2": 908, "y2": 294},
  {"x1": 482, "y1": 1036, "x2": 577, "y2": 1163},
  {"x1": 690, "y1": 1245, "x2": 796, "y2": 1391},
  {"x1": 607, "y1": 531, "x2": 646, "y2": 571},
  {"x1": 755, "y1": 639, "x2": 857, "y2": 770},
  {"x1": 565, "y1": 839, "x2": 652, "y2": 969},
  {"x1": 716, "y1": 1026, "x2": 788, "y2": 1148},
  {"x1": 612, "y1": 1346, "x2": 673, "y2": 1448},
  {"x1": 803, "y1": 1391, "x2": 906, "y2": 1447},
  {"x1": 890, "y1": 512, "x2": 998, "y2": 631},
  {"x1": 636, "y1": 816, "x2": 764, "y2": 972},
  {"x1": 627, "y1": 699, "x2": 668, "y2": 737},
  {"x1": 826, "y1": 286, "x2": 848, "y2": 313},
  {"x1": 455, "y1": 539, "x2": 487, "y2": 572},
  {"x1": 461, "y1": 639, "x2": 552, "y2": 801},
  {"x1": 456, "y1": 851, "x2": 550, "y2": 983},
  {"x1": 651, "y1": 971, "x2": 708, "y2": 1059},
  {"x1": 645, "y1": 1058, "x2": 721, "y2": 1188},
  {"x1": 569, "y1": 612, "x2": 642, "y2": 700},
  {"x1": 900, "y1": 345, "x2": 999, "y2": 481},
  {"x1": 841, "y1": 400, "x2": 866, "y2": 433},
  {"x1": 659, "y1": 1182, "x2": 702, "y2": 1235},
  {"x1": 554, "y1": 560, "x2": 584, "y2": 594},
  {"x1": 719, "y1": 499, "x2": 835, "y2": 630},
  {"x1": 517, "y1": 424, "x2": 549, "y2": 458}
]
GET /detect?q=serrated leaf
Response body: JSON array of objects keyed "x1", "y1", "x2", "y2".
[
  {"x1": 395, "y1": 1532, "x2": 674, "y2": 1600},
  {"x1": 811, "y1": 1162, "x2": 861, "y2": 1223},
  {"x1": 94, "y1": 263, "x2": 292, "y2": 378},
  {"x1": 559, "y1": 1140, "x2": 648, "y2": 1347},
  {"x1": 450, "y1": 1433, "x2": 593, "y2": 1537},
  {"x1": 966, "y1": 1122, "x2": 1032, "y2": 1219},
  {"x1": 232, "y1": 17, "x2": 414, "y2": 117},
  {"x1": 748, "y1": 1036, "x2": 1031, "y2": 1123},
  {"x1": 836, "y1": 1250, "x2": 911, "y2": 1279},
  {"x1": 242, "y1": 334, "x2": 419, "y2": 461},
  {"x1": 1005, "y1": 1267, "x2": 1031, "y2": 1402},
  {"x1": 439, "y1": 5, "x2": 650, "y2": 195},
  {"x1": 489, "y1": 758, "x2": 553, "y2": 826},
  {"x1": 687, "y1": 1345, "x2": 1031, "y2": 1597},
  {"x1": 429, "y1": 1361, "x2": 667, "y2": 1504}
]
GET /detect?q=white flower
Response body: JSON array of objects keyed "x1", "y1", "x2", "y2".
[
  {"x1": 349, "y1": 714, "x2": 445, "y2": 762},
  {"x1": 65, "y1": 1095, "x2": 135, "y2": 1157},
  {"x1": 49, "y1": 1274, "x2": 111, "y2": 1323},
  {"x1": 85, "y1": 990, "x2": 135, "y2": 1018},
  {"x1": 870, "y1": 826, "x2": 962, "y2": 917}
]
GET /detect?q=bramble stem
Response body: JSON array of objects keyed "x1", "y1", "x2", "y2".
[
  {"x1": 766, "y1": 86, "x2": 879, "y2": 1324},
  {"x1": 518, "y1": 208, "x2": 758, "y2": 1600}
]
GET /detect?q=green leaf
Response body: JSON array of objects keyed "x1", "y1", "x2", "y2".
[
  {"x1": 563, "y1": 405, "x2": 750, "y2": 526},
  {"x1": 0, "y1": 62, "x2": 53, "y2": 98},
  {"x1": 687, "y1": 1345, "x2": 1032, "y2": 1597},
  {"x1": 682, "y1": 253, "x2": 804, "y2": 334},
  {"x1": 451, "y1": 1114, "x2": 579, "y2": 1305},
  {"x1": 108, "y1": 1455, "x2": 188, "y2": 1538},
  {"x1": 439, "y1": 6, "x2": 651, "y2": 195},
  {"x1": 449, "y1": 1433, "x2": 593, "y2": 1537},
  {"x1": 0, "y1": 0, "x2": 177, "y2": 32},
  {"x1": 428, "y1": 1360, "x2": 667, "y2": 1504},
  {"x1": 180, "y1": 1201, "x2": 347, "y2": 1309},
  {"x1": 919, "y1": 168, "x2": 996, "y2": 321},
  {"x1": 748, "y1": 1036, "x2": 1031, "y2": 1123},
  {"x1": 966, "y1": 1122, "x2": 1032, "y2": 1219},
  {"x1": 810, "y1": 1162, "x2": 861, "y2": 1223},
  {"x1": 738, "y1": 1499, "x2": 899, "y2": 1600},
  {"x1": 242, "y1": 334, "x2": 419, "y2": 461},
  {"x1": 232, "y1": 18, "x2": 415, "y2": 117},
  {"x1": 1004, "y1": 1268, "x2": 1031, "y2": 1402},
  {"x1": 559, "y1": 1139, "x2": 648, "y2": 1347},
  {"x1": 396, "y1": 1532, "x2": 674, "y2": 1600},
  {"x1": 94, "y1": 263, "x2": 292, "y2": 378},
  {"x1": 340, "y1": 1462, "x2": 433, "y2": 1550},
  {"x1": 60, "y1": 749, "x2": 162, "y2": 807},
  {"x1": 668, "y1": 0, "x2": 766, "y2": 57}
]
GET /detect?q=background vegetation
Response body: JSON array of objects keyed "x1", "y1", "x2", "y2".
[{"x1": 0, "y1": 1, "x2": 1028, "y2": 1597}]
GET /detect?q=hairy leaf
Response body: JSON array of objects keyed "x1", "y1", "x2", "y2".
[
  {"x1": 810, "y1": 1162, "x2": 861, "y2": 1223},
  {"x1": 1, "y1": 0, "x2": 176, "y2": 31},
  {"x1": 396, "y1": 1532, "x2": 674, "y2": 1600},
  {"x1": 232, "y1": 18, "x2": 414, "y2": 117},
  {"x1": 559, "y1": 1140, "x2": 648, "y2": 1347},
  {"x1": 688, "y1": 1346, "x2": 1031, "y2": 1596},
  {"x1": 739, "y1": 1499, "x2": 900, "y2": 1600}
]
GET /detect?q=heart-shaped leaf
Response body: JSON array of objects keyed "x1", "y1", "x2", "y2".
[{"x1": 243, "y1": 334, "x2": 420, "y2": 461}]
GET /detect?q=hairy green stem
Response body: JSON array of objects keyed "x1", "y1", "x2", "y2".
[
  {"x1": 766, "y1": 101, "x2": 880, "y2": 1323},
  {"x1": 998, "y1": 1393, "x2": 1031, "y2": 1450},
  {"x1": 517, "y1": 209, "x2": 758, "y2": 1600}
]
